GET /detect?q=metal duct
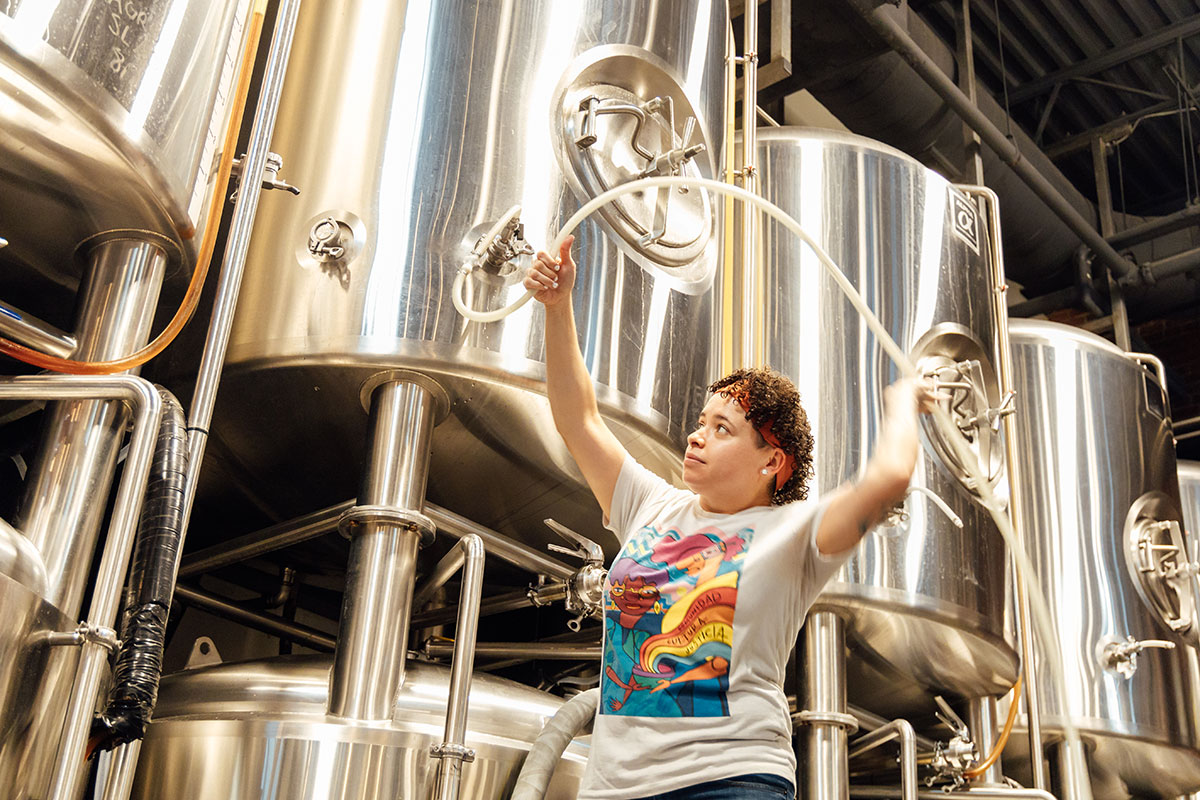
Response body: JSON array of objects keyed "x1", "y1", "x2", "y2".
[{"x1": 796, "y1": 1, "x2": 1200, "y2": 311}]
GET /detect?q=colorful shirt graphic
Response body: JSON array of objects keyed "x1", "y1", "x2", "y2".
[{"x1": 601, "y1": 524, "x2": 753, "y2": 717}]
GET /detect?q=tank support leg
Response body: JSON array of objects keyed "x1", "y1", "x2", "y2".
[
  {"x1": 328, "y1": 375, "x2": 446, "y2": 721},
  {"x1": 800, "y1": 611, "x2": 853, "y2": 800},
  {"x1": 967, "y1": 696, "x2": 1004, "y2": 785},
  {"x1": 1048, "y1": 740, "x2": 1091, "y2": 800}
]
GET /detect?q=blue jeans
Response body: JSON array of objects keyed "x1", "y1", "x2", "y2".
[{"x1": 633, "y1": 772, "x2": 796, "y2": 800}]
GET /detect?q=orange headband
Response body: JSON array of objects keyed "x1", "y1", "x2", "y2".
[{"x1": 718, "y1": 382, "x2": 796, "y2": 491}]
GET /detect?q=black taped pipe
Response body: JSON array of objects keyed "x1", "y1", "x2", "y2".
[
  {"x1": 846, "y1": 0, "x2": 1139, "y2": 284},
  {"x1": 89, "y1": 387, "x2": 188, "y2": 754}
]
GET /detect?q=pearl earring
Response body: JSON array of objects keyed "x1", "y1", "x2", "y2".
[{"x1": 760, "y1": 468, "x2": 769, "y2": 475}]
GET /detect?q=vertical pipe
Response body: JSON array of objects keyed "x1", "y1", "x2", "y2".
[
  {"x1": 181, "y1": 0, "x2": 304, "y2": 523},
  {"x1": 328, "y1": 379, "x2": 438, "y2": 720},
  {"x1": 967, "y1": 697, "x2": 1004, "y2": 785},
  {"x1": 740, "y1": 0, "x2": 761, "y2": 368},
  {"x1": 955, "y1": 0, "x2": 984, "y2": 185},
  {"x1": 1048, "y1": 741, "x2": 1091, "y2": 800},
  {"x1": 16, "y1": 239, "x2": 167, "y2": 619},
  {"x1": 963, "y1": 185, "x2": 1048, "y2": 791},
  {"x1": 433, "y1": 534, "x2": 485, "y2": 800},
  {"x1": 42, "y1": 377, "x2": 160, "y2": 800},
  {"x1": 97, "y1": 741, "x2": 140, "y2": 800},
  {"x1": 804, "y1": 611, "x2": 849, "y2": 800},
  {"x1": 1090, "y1": 137, "x2": 1131, "y2": 351}
]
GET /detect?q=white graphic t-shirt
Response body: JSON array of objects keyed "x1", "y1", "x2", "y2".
[{"x1": 578, "y1": 457, "x2": 852, "y2": 799}]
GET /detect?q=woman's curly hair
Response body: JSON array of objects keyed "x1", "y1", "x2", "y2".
[{"x1": 708, "y1": 367, "x2": 814, "y2": 505}]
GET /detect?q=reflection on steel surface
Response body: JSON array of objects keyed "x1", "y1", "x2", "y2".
[
  {"x1": 0, "y1": 0, "x2": 251, "y2": 307},
  {"x1": 206, "y1": 0, "x2": 726, "y2": 556},
  {"x1": 748, "y1": 129, "x2": 1016, "y2": 704},
  {"x1": 130, "y1": 657, "x2": 586, "y2": 800},
  {"x1": 1005, "y1": 319, "x2": 1200, "y2": 799}
]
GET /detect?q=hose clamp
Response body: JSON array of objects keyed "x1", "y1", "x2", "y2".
[
  {"x1": 792, "y1": 710, "x2": 859, "y2": 733},
  {"x1": 429, "y1": 742, "x2": 476, "y2": 763},
  {"x1": 338, "y1": 504, "x2": 436, "y2": 547}
]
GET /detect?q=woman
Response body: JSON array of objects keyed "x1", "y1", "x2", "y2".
[{"x1": 523, "y1": 237, "x2": 932, "y2": 800}]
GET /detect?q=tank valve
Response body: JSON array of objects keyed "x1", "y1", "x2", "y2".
[
  {"x1": 230, "y1": 151, "x2": 300, "y2": 202},
  {"x1": 545, "y1": 519, "x2": 606, "y2": 632},
  {"x1": 1100, "y1": 634, "x2": 1175, "y2": 678},
  {"x1": 928, "y1": 696, "x2": 978, "y2": 788},
  {"x1": 882, "y1": 486, "x2": 964, "y2": 531}
]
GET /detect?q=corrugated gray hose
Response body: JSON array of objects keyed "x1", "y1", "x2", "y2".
[{"x1": 511, "y1": 688, "x2": 598, "y2": 800}]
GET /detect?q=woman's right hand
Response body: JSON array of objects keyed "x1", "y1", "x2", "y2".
[{"x1": 524, "y1": 235, "x2": 576, "y2": 307}]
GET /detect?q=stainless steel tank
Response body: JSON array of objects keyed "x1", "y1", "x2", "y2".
[
  {"x1": 749, "y1": 128, "x2": 1017, "y2": 706},
  {"x1": 0, "y1": 0, "x2": 251, "y2": 315},
  {"x1": 205, "y1": 0, "x2": 725, "y2": 551},
  {"x1": 130, "y1": 656, "x2": 587, "y2": 799},
  {"x1": 0, "y1": 518, "x2": 81, "y2": 798},
  {"x1": 1004, "y1": 319, "x2": 1200, "y2": 798},
  {"x1": 1180, "y1": 461, "x2": 1200, "y2": 535}
]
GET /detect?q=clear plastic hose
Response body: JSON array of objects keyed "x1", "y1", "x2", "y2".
[{"x1": 453, "y1": 173, "x2": 1088, "y2": 784}]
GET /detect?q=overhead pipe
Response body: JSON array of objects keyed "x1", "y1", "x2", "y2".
[
  {"x1": 1107, "y1": 204, "x2": 1200, "y2": 250},
  {"x1": 178, "y1": 499, "x2": 574, "y2": 582},
  {"x1": 846, "y1": 0, "x2": 1138, "y2": 285}
]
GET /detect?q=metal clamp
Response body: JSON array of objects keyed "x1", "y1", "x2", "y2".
[
  {"x1": 429, "y1": 742, "x2": 476, "y2": 763},
  {"x1": 308, "y1": 216, "x2": 346, "y2": 260},
  {"x1": 338, "y1": 504, "x2": 436, "y2": 547},
  {"x1": 43, "y1": 623, "x2": 119, "y2": 652},
  {"x1": 1100, "y1": 634, "x2": 1176, "y2": 678},
  {"x1": 792, "y1": 710, "x2": 860, "y2": 733}
]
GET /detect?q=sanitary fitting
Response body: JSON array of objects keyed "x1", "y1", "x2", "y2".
[
  {"x1": 337, "y1": 503, "x2": 436, "y2": 547},
  {"x1": 792, "y1": 710, "x2": 860, "y2": 732},
  {"x1": 544, "y1": 519, "x2": 606, "y2": 630},
  {"x1": 429, "y1": 742, "x2": 476, "y2": 763},
  {"x1": 1100, "y1": 634, "x2": 1175, "y2": 679},
  {"x1": 230, "y1": 151, "x2": 300, "y2": 201},
  {"x1": 308, "y1": 216, "x2": 346, "y2": 260},
  {"x1": 42, "y1": 623, "x2": 120, "y2": 652}
]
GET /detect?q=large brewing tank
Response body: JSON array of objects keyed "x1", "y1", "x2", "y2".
[
  {"x1": 0, "y1": 0, "x2": 251, "y2": 321},
  {"x1": 1005, "y1": 319, "x2": 1200, "y2": 798},
  {"x1": 130, "y1": 656, "x2": 587, "y2": 799},
  {"x1": 202, "y1": 0, "x2": 725, "y2": 550},
  {"x1": 1180, "y1": 461, "x2": 1200, "y2": 534},
  {"x1": 748, "y1": 128, "x2": 1017, "y2": 707}
]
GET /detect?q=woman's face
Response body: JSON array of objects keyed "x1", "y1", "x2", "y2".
[{"x1": 683, "y1": 394, "x2": 777, "y2": 513}]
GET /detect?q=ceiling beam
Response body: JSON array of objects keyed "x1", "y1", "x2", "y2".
[{"x1": 1008, "y1": 13, "x2": 1200, "y2": 104}]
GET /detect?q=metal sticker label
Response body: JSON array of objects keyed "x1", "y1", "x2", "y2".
[{"x1": 951, "y1": 192, "x2": 981, "y2": 255}]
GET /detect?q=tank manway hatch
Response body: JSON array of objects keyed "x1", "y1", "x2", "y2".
[{"x1": 556, "y1": 46, "x2": 715, "y2": 291}]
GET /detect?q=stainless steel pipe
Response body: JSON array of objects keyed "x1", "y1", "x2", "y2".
[
  {"x1": 181, "y1": 0, "x2": 303, "y2": 523},
  {"x1": 0, "y1": 375, "x2": 162, "y2": 800},
  {"x1": 966, "y1": 697, "x2": 1003, "y2": 785},
  {"x1": 0, "y1": 300, "x2": 75, "y2": 358},
  {"x1": 848, "y1": 719, "x2": 917, "y2": 800},
  {"x1": 179, "y1": 498, "x2": 574, "y2": 581},
  {"x1": 175, "y1": 584, "x2": 336, "y2": 650},
  {"x1": 18, "y1": 239, "x2": 167, "y2": 619},
  {"x1": 426, "y1": 534, "x2": 485, "y2": 800},
  {"x1": 328, "y1": 378, "x2": 441, "y2": 721},
  {"x1": 962, "y1": 185, "x2": 1047, "y2": 790},
  {"x1": 413, "y1": 584, "x2": 568, "y2": 630},
  {"x1": 801, "y1": 611, "x2": 851, "y2": 800},
  {"x1": 740, "y1": 0, "x2": 761, "y2": 367},
  {"x1": 425, "y1": 642, "x2": 602, "y2": 660}
]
